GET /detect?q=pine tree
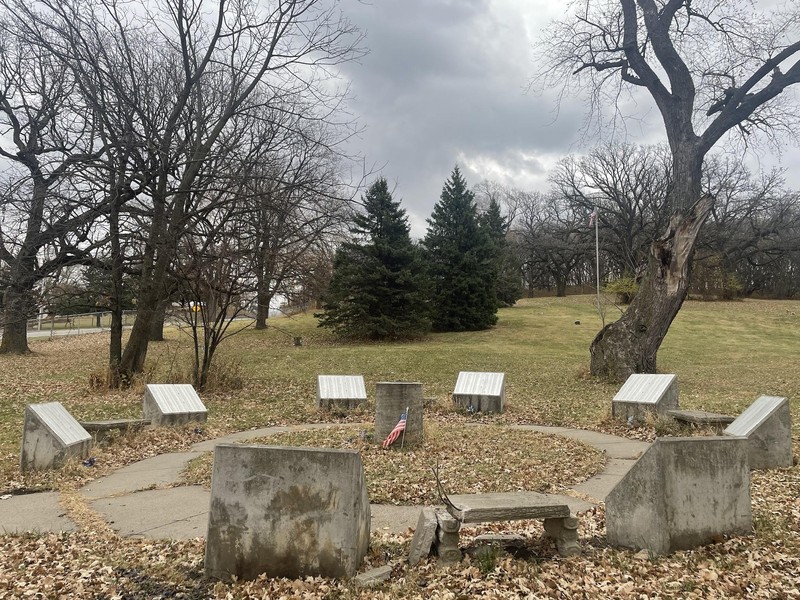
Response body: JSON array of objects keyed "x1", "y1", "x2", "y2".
[
  {"x1": 317, "y1": 178, "x2": 429, "y2": 339},
  {"x1": 423, "y1": 166, "x2": 498, "y2": 331},
  {"x1": 480, "y1": 197, "x2": 523, "y2": 307}
]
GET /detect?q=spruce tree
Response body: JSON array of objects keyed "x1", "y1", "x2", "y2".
[
  {"x1": 480, "y1": 197, "x2": 523, "y2": 307},
  {"x1": 317, "y1": 178, "x2": 429, "y2": 339},
  {"x1": 423, "y1": 166, "x2": 498, "y2": 331}
]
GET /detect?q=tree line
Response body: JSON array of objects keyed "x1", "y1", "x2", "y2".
[
  {"x1": 317, "y1": 167, "x2": 520, "y2": 340},
  {"x1": 509, "y1": 143, "x2": 800, "y2": 302},
  {"x1": 0, "y1": 0, "x2": 363, "y2": 388},
  {"x1": 4, "y1": 0, "x2": 800, "y2": 386}
]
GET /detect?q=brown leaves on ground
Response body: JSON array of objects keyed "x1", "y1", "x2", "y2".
[{"x1": 182, "y1": 422, "x2": 606, "y2": 505}]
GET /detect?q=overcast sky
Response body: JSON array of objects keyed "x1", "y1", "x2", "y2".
[{"x1": 336, "y1": 0, "x2": 800, "y2": 237}]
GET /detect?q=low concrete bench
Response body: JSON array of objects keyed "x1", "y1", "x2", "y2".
[
  {"x1": 433, "y1": 492, "x2": 580, "y2": 562},
  {"x1": 667, "y1": 409, "x2": 735, "y2": 432},
  {"x1": 79, "y1": 419, "x2": 151, "y2": 442}
]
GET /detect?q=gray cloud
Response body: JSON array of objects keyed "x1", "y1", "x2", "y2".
[{"x1": 336, "y1": 0, "x2": 800, "y2": 237}]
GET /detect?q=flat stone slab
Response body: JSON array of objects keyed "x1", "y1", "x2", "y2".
[
  {"x1": 0, "y1": 492, "x2": 76, "y2": 534},
  {"x1": 354, "y1": 565, "x2": 392, "y2": 587},
  {"x1": 408, "y1": 508, "x2": 438, "y2": 565},
  {"x1": 446, "y1": 492, "x2": 570, "y2": 523},
  {"x1": 80, "y1": 419, "x2": 151, "y2": 433},
  {"x1": 668, "y1": 409, "x2": 735, "y2": 425}
]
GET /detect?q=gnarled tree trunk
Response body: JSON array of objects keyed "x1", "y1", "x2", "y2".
[
  {"x1": 590, "y1": 195, "x2": 713, "y2": 381},
  {"x1": 0, "y1": 284, "x2": 34, "y2": 354}
]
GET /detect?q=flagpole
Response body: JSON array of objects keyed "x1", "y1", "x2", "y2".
[
  {"x1": 400, "y1": 406, "x2": 409, "y2": 449},
  {"x1": 594, "y1": 206, "x2": 603, "y2": 327}
]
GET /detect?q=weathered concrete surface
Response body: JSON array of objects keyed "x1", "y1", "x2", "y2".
[
  {"x1": 316, "y1": 375, "x2": 367, "y2": 410},
  {"x1": 204, "y1": 444, "x2": 371, "y2": 581},
  {"x1": 408, "y1": 507, "x2": 437, "y2": 565},
  {"x1": 91, "y1": 486, "x2": 209, "y2": 539},
  {"x1": 452, "y1": 372, "x2": 505, "y2": 413},
  {"x1": 375, "y1": 382, "x2": 423, "y2": 446},
  {"x1": 0, "y1": 492, "x2": 76, "y2": 533},
  {"x1": 573, "y1": 458, "x2": 640, "y2": 502},
  {"x1": 612, "y1": 374, "x2": 678, "y2": 423},
  {"x1": 80, "y1": 451, "x2": 203, "y2": 499},
  {"x1": 20, "y1": 402, "x2": 92, "y2": 472},
  {"x1": 143, "y1": 384, "x2": 207, "y2": 426},
  {"x1": 724, "y1": 396, "x2": 793, "y2": 470},
  {"x1": 606, "y1": 437, "x2": 752, "y2": 555},
  {"x1": 446, "y1": 492, "x2": 570, "y2": 523},
  {"x1": 354, "y1": 565, "x2": 392, "y2": 587},
  {"x1": 79, "y1": 419, "x2": 150, "y2": 443},
  {"x1": 668, "y1": 409, "x2": 735, "y2": 426}
]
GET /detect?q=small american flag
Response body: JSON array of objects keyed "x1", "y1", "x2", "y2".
[
  {"x1": 589, "y1": 209, "x2": 597, "y2": 227},
  {"x1": 382, "y1": 410, "x2": 408, "y2": 449}
]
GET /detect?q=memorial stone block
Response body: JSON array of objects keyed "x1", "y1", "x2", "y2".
[
  {"x1": 724, "y1": 395, "x2": 793, "y2": 469},
  {"x1": 316, "y1": 375, "x2": 367, "y2": 410},
  {"x1": 205, "y1": 444, "x2": 370, "y2": 581},
  {"x1": 606, "y1": 437, "x2": 752, "y2": 555},
  {"x1": 375, "y1": 382, "x2": 423, "y2": 446},
  {"x1": 612, "y1": 373, "x2": 678, "y2": 423},
  {"x1": 143, "y1": 384, "x2": 207, "y2": 426},
  {"x1": 452, "y1": 371, "x2": 505, "y2": 413},
  {"x1": 20, "y1": 402, "x2": 92, "y2": 471}
]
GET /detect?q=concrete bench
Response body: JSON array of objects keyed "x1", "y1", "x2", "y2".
[
  {"x1": 433, "y1": 492, "x2": 580, "y2": 561},
  {"x1": 667, "y1": 409, "x2": 735, "y2": 432},
  {"x1": 79, "y1": 419, "x2": 151, "y2": 442}
]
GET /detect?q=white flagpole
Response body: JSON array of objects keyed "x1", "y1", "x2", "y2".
[
  {"x1": 594, "y1": 207, "x2": 604, "y2": 327},
  {"x1": 400, "y1": 406, "x2": 409, "y2": 449}
]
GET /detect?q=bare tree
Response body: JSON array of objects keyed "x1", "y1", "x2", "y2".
[
  {"x1": 513, "y1": 191, "x2": 592, "y2": 297},
  {"x1": 0, "y1": 18, "x2": 109, "y2": 353},
  {"x1": 173, "y1": 206, "x2": 251, "y2": 390},
  {"x1": 551, "y1": 144, "x2": 672, "y2": 277},
  {"x1": 8, "y1": 0, "x2": 363, "y2": 383},
  {"x1": 541, "y1": 0, "x2": 800, "y2": 380}
]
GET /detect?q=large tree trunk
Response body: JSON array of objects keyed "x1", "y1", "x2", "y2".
[
  {"x1": 254, "y1": 281, "x2": 273, "y2": 330},
  {"x1": 0, "y1": 285, "x2": 33, "y2": 354},
  {"x1": 149, "y1": 300, "x2": 168, "y2": 341},
  {"x1": 589, "y1": 195, "x2": 713, "y2": 381},
  {"x1": 556, "y1": 277, "x2": 567, "y2": 297}
]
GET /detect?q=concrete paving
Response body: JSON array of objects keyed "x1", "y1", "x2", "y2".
[
  {"x1": 0, "y1": 424, "x2": 650, "y2": 540},
  {"x1": 0, "y1": 491, "x2": 75, "y2": 534}
]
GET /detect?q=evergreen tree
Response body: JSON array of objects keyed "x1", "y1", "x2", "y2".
[
  {"x1": 480, "y1": 197, "x2": 523, "y2": 307},
  {"x1": 423, "y1": 166, "x2": 497, "y2": 331},
  {"x1": 317, "y1": 178, "x2": 429, "y2": 339}
]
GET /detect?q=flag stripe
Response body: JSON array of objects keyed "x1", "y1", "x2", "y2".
[{"x1": 382, "y1": 412, "x2": 407, "y2": 449}]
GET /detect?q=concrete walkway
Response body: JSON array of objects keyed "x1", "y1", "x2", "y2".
[{"x1": 0, "y1": 424, "x2": 650, "y2": 538}]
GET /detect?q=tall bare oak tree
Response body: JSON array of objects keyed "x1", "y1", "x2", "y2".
[{"x1": 542, "y1": 0, "x2": 800, "y2": 380}]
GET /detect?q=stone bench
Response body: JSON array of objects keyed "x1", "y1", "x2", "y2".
[
  {"x1": 79, "y1": 419, "x2": 151, "y2": 442},
  {"x1": 667, "y1": 409, "x2": 735, "y2": 432},
  {"x1": 432, "y1": 492, "x2": 580, "y2": 562}
]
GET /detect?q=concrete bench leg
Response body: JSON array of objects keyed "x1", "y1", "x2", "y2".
[
  {"x1": 434, "y1": 509, "x2": 462, "y2": 564},
  {"x1": 543, "y1": 515, "x2": 580, "y2": 557}
]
